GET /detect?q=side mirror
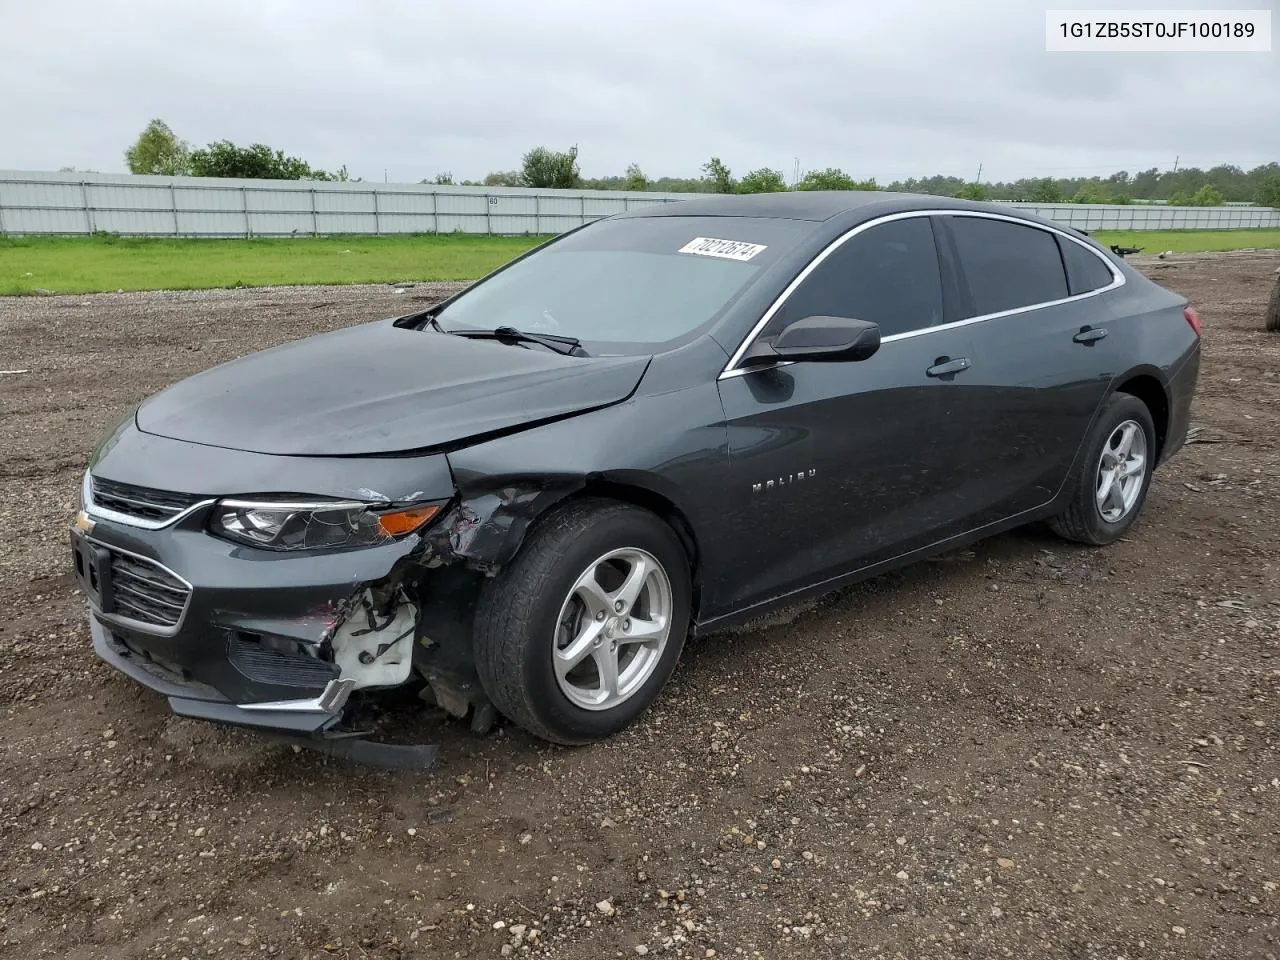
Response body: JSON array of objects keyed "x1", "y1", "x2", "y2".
[{"x1": 741, "y1": 316, "x2": 881, "y2": 366}]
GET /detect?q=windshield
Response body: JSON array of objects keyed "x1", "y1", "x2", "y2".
[{"x1": 433, "y1": 216, "x2": 810, "y2": 355}]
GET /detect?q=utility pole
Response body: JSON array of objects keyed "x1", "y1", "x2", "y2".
[
  {"x1": 793, "y1": 158, "x2": 800, "y2": 187},
  {"x1": 975, "y1": 162, "x2": 983, "y2": 183},
  {"x1": 1172, "y1": 155, "x2": 1179, "y2": 173}
]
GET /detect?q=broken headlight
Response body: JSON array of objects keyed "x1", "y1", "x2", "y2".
[{"x1": 209, "y1": 498, "x2": 440, "y2": 551}]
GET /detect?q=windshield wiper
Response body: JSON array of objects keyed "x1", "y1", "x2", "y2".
[{"x1": 451, "y1": 326, "x2": 587, "y2": 357}]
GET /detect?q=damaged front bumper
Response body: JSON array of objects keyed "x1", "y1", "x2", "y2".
[
  {"x1": 73, "y1": 507, "x2": 426, "y2": 729},
  {"x1": 89, "y1": 618, "x2": 356, "y2": 733},
  {"x1": 91, "y1": 620, "x2": 438, "y2": 768},
  {"x1": 71, "y1": 422, "x2": 472, "y2": 764}
]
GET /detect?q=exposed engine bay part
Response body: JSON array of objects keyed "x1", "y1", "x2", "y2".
[
  {"x1": 330, "y1": 587, "x2": 418, "y2": 690},
  {"x1": 420, "y1": 674, "x2": 499, "y2": 734}
]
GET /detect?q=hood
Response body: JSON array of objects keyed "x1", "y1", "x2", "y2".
[{"x1": 136, "y1": 319, "x2": 651, "y2": 456}]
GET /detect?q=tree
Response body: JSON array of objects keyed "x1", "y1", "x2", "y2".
[
  {"x1": 1170, "y1": 184, "x2": 1225, "y2": 207},
  {"x1": 1256, "y1": 172, "x2": 1280, "y2": 208},
  {"x1": 956, "y1": 182, "x2": 988, "y2": 201},
  {"x1": 796, "y1": 168, "x2": 879, "y2": 191},
  {"x1": 1028, "y1": 178, "x2": 1064, "y2": 203},
  {"x1": 737, "y1": 168, "x2": 788, "y2": 194},
  {"x1": 187, "y1": 140, "x2": 340, "y2": 180},
  {"x1": 887, "y1": 174, "x2": 968, "y2": 196},
  {"x1": 427, "y1": 173, "x2": 455, "y2": 185},
  {"x1": 520, "y1": 145, "x2": 581, "y2": 189},
  {"x1": 1070, "y1": 180, "x2": 1109, "y2": 204},
  {"x1": 1191, "y1": 183, "x2": 1225, "y2": 206},
  {"x1": 702, "y1": 157, "x2": 735, "y2": 194},
  {"x1": 872, "y1": 162, "x2": 1276, "y2": 204},
  {"x1": 623, "y1": 163, "x2": 648, "y2": 191},
  {"x1": 125, "y1": 119, "x2": 190, "y2": 175},
  {"x1": 796, "y1": 167, "x2": 856, "y2": 191},
  {"x1": 582, "y1": 176, "x2": 626, "y2": 190},
  {"x1": 482, "y1": 170, "x2": 523, "y2": 187}
]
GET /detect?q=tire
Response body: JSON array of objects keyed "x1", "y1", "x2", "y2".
[
  {"x1": 1048, "y1": 392, "x2": 1157, "y2": 546},
  {"x1": 473, "y1": 499, "x2": 691, "y2": 745}
]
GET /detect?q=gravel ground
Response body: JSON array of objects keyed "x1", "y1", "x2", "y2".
[{"x1": 0, "y1": 256, "x2": 1277, "y2": 960}]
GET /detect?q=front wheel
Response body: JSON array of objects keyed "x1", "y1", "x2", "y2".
[
  {"x1": 473, "y1": 499, "x2": 691, "y2": 745},
  {"x1": 1048, "y1": 393, "x2": 1157, "y2": 545}
]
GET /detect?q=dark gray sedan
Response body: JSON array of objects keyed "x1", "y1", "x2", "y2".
[{"x1": 72, "y1": 192, "x2": 1201, "y2": 754}]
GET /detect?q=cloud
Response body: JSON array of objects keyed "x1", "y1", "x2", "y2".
[{"x1": 0, "y1": 0, "x2": 1275, "y2": 183}]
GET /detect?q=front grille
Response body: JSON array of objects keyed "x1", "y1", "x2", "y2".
[
  {"x1": 91, "y1": 476, "x2": 202, "y2": 524},
  {"x1": 109, "y1": 551, "x2": 191, "y2": 628},
  {"x1": 228, "y1": 636, "x2": 338, "y2": 688}
]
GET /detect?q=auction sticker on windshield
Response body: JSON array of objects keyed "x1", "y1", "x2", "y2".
[{"x1": 678, "y1": 237, "x2": 768, "y2": 261}]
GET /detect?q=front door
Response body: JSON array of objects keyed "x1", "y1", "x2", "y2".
[{"x1": 710, "y1": 215, "x2": 989, "y2": 613}]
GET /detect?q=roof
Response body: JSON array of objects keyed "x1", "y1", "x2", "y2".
[{"x1": 619, "y1": 190, "x2": 1047, "y2": 224}]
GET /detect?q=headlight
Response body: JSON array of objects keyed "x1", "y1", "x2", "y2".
[{"x1": 209, "y1": 498, "x2": 441, "y2": 551}]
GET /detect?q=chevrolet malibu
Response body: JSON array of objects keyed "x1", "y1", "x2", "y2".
[{"x1": 72, "y1": 192, "x2": 1201, "y2": 753}]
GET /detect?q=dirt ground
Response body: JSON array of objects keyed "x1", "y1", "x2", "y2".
[{"x1": 1, "y1": 254, "x2": 1277, "y2": 960}]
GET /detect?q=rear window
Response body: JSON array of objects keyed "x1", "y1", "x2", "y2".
[
  {"x1": 436, "y1": 216, "x2": 810, "y2": 354},
  {"x1": 1057, "y1": 236, "x2": 1116, "y2": 295},
  {"x1": 946, "y1": 216, "x2": 1069, "y2": 317}
]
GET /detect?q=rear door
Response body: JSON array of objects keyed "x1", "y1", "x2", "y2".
[
  {"x1": 937, "y1": 214, "x2": 1122, "y2": 524},
  {"x1": 712, "y1": 215, "x2": 987, "y2": 612}
]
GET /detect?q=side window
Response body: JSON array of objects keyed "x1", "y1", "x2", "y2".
[
  {"x1": 1057, "y1": 235, "x2": 1116, "y2": 296},
  {"x1": 767, "y1": 217, "x2": 944, "y2": 339},
  {"x1": 946, "y1": 216, "x2": 1069, "y2": 317}
]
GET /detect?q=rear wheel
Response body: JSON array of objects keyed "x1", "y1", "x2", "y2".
[
  {"x1": 473, "y1": 499, "x2": 691, "y2": 745},
  {"x1": 1049, "y1": 393, "x2": 1156, "y2": 545}
]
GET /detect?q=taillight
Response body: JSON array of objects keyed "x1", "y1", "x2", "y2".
[{"x1": 1184, "y1": 306, "x2": 1201, "y2": 337}]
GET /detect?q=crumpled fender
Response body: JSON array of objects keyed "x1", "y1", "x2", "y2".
[{"x1": 423, "y1": 479, "x2": 585, "y2": 574}]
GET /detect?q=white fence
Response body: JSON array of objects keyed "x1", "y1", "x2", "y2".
[
  {"x1": 994, "y1": 200, "x2": 1280, "y2": 231},
  {"x1": 1, "y1": 170, "x2": 1277, "y2": 236},
  {"x1": 0, "y1": 171, "x2": 686, "y2": 237}
]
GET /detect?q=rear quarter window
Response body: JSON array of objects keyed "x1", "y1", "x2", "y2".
[
  {"x1": 946, "y1": 216, "x2": 1069, "y2": 317},
  {"x1": 1057, "y1": 236, "x2": 1117, "y2": 296}
]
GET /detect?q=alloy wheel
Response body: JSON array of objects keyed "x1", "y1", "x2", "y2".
[
  {"x1": 1095, "y1": 419, "x2": 1148, "y2": 523},
  {"x1": 552, "y1": 547, "x2": 673, "y2": 711}
]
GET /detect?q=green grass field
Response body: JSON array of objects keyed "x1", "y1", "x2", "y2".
[
  {"x1": 1092, "y1": 229, "x2": 1280, "y2": 255},
  {"x1": 0, "y1": 234, "x2": 548, "y2": 295},
  {"x1": 1, "y1": 228, "x2": 1278, "y2": 295}
]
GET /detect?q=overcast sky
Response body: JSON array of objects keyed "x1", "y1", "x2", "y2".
[{"x1": 1, "y1": 0, "x2": 1276, "y2": 184}]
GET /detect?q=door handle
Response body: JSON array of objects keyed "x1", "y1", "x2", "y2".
[
  {"x1": 926, "y1": 356, "x2": 971, "y2": 378},
  {"x1": 1073, "y1": 326, "x2": 1109, "y2": 344}
]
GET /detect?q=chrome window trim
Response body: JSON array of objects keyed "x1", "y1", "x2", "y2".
[
  {"x1": 718, "y1": 208, "x2": 1125, "y2": 380},
  {"x1": 84, "y1": 537, "x2": 194, "y2": 638},
  {"x1": 84, "y1": 470, "x2": 216, "y2": 530}
]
